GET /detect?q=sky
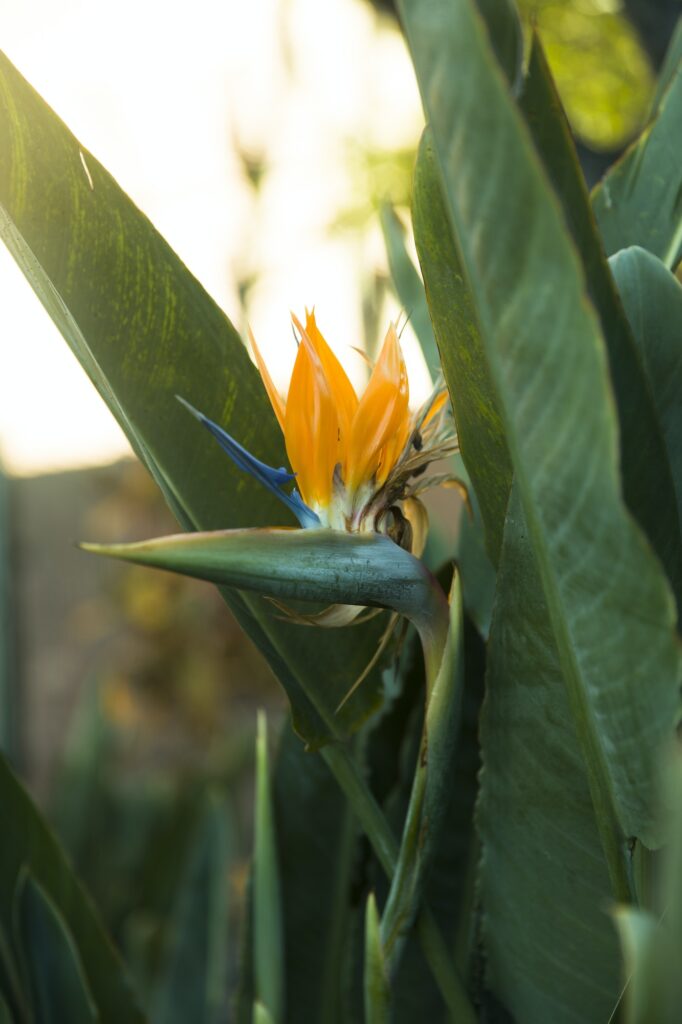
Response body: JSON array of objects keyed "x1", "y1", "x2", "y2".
[{"x1": 0, "y1": 0, "x2": 427, "y2": 475}]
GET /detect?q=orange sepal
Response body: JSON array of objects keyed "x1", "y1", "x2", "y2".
[
  {"x1": 303, "y1": 309, "x2": 358, "y2": 445},
  {"x1": 347, "y1": 324, "x2": 409, "y2": 490},
  {"x1": 249, "y1": 327, "x2": 286, "y2": 431},
  {"x1": 284, "y1": 322, "x2": 341, "y2": 507}
]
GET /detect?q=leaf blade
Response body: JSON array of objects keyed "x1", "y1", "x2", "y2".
[{"x1": 399, "y1": 0, "x2": 680, "y2": 866}]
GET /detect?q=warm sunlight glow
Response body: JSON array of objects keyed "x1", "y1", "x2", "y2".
[{"x1": 0, "y1": 0, "x2": 426, "y2": 476}]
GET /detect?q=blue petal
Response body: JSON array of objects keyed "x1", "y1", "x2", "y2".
[{"x1": 177, "y1": 396, "x2": 320, "y2": 528}]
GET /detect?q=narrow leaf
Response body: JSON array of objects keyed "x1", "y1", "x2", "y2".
[
  {"x1": 16, "y1": 872, "x2": 98, "y2": 1024},
  {"x1": 609, "y1": 247, "x2": 682, "y2": 526},
  {"x1": 252, "y1": 1002, "x2": 276, "y2": 1024},
  {"x1": 0, "y1": 990, "x2": 11, "y2": 1024},
  {"x1": 364, "y1": 894, "x2": 389, "y2": 1024},
  {"x1": 0, "y1": 757, "x2": 144, "y2": 1023},
  {"x1": 273, "y1": 723, "x2": 356, "y2": 1024},
  {"x1": 151, "y1": 794, "x2": 231, "y2": 1024},
  {"x1": 613, "y1": 908, "x2": 663, "y2": 1024},
  {"x1": 379, "y1": 203, "x2": 440, "y2": 379},
  {"x1": 592, "y1": 57, "x2": 682, "y2": 267},
  {"x1": 381, "y1": 574, "x2": 465, "y2": 967},
  {"x1": 649, "y1": 16, "x2": 682, "y2": 115},
  {"x1": 253, "y1": 713, "x2": 284, "y2": 1023}
]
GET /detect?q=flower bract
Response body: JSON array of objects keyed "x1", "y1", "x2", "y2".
[{"x1": 181, "y1": 310, "x2": 459, "y2": 555}]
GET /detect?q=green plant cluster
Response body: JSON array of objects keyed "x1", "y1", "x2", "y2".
[{"x1": 0, "y1": 1, "x2": 681, "y2": 1021}]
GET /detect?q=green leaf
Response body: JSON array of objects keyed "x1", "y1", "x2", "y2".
[
  {"x1": 150, "y1": 793, "x2": 231, "y2": 1024},
  {"x1": 613, "y1": 908, "x2": 663, "y2": 1024},
  {"x1": 592, "y1": 56, "x2": 682, "y2": 267},
  {"x1": 16, "y1": 871, "x2": 98, "y2": 1024},
  {"x1": 477, "y1": 486, "x2": 622, "y2": 1023},
  {"x1": 0, "y1": 466, "x2": 14, "y2": 760},
  {"x1": 381, "y1": 574, "x2": 465, "y2": 968},
  {"x1": 0, "y1": 756, "x2": 145, "y2": 1023},
  {"x1": 451, "y1": 459, "x2": 496, "y2": 638},
  {"x1": 0, "y1": 50, "x2": 385, "y2": 747},
  {"x1": 379, "y1": 203, "x2": 440, "y2": 379},
  {"x1": 0, "y1": 989, "x2": 12, "y2": 1024},
  {"x1": 253, "y1": 712, "x2": 284, "y2": 1023},
  {"x1": 649, "y1": 15, "x2": 682, "y2": 115},
  {"x1": 609, "y1": 247, "x2": 682, "y2": 528},
  {"x1": 413, "y1": 133, "x2": 512, "y2": 568},
  {"x1": 365, "y1": 588, "x2": 485, "y2": 1021},
  {"x1": 474, "y1": 0, "x2": 523, "y2": 89},
  {"x1": 364, "y1": 895, "x2": 389, "y2": 1024},
  {"x1": 273, "y1": 723, "x2": 356, "y2": 1024},
  {"x1": 519, "y1": 35, "x2": 682, "y2": 607},
  {"x1": 252, "y1": 1002, "x2": 276, "y2": 1024},
  {"x1": 399, "y1": 0, "x2": 680, "y2": 875},
  {"x1": 80, "y1": 528, "x2": 450, "y2": 686}
]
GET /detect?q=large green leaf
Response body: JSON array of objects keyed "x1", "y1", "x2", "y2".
[
  {"x1": 519, "y1": 35, "x2": 682, "y2": 606},
  {"x1": 16, "y1": 872, "x2": 98, "y2": 1024},
  {"x1": 592, "y1": 52, "x2": 682, "y2": 267},
  {"x1": 150, "y1": 794, "x2": 231, "y2": 1024},
  {"x1": 399, "y1": 0, "x2": 680, "y2": 875},
  {"x1": 477, "y1": 487, "x2": 621, "y2": 1023},
  {"x1": 0, "y1": 757, "x2": 144, "y2": 1023},
  {"x1": 409, "y1": 0, "x2": 524, "y2": 564},
  {"x1": 0, "y1": 51, "x2": 385, "y2": 746},
  {"x1": 413, "y1": 134, "x2": 512, "y2": 568},
  {"x1": 609, "y1": 247, "x2": 682, "y2": 527}
]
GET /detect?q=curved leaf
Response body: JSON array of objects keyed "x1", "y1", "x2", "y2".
[
  {"x1": 0, "y1": 50, "x2": 386, "y2": 746},
  {"x1": 379, "y1": 203, "x2": 440, "y2": 379},
  {"x1": 150, "y1": 794, "x2": 231, "y2": 1024},
  {"x1": 399, "y1": 0, "x2": 680, "y2": 875},
  {"x1": 609, "y1": 247, "x2": 682, "y2": 527},
  {"x1": 0, "y1": 756, "x2": 144, "y2": 1023},
  {"x1": 16, "y1": 872, "x2": 98, "y2": 1024},
  {"x1": 592, "y1": 55, "x2": 682, "y2": 267}
]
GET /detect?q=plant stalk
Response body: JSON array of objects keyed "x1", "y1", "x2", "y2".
[{"x1": 321, "y1": 743, "x2": 476, "y2": 1024}]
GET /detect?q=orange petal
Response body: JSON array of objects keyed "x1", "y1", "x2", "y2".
[
  {"x1": 347, "y1": 323, "x2": 409, "y2": 490},
  {"x1": 303, "y1": 309, "x2": 358, "y2": 440},
  {"x1": 421, "y1": 388, "x2": 448, "y2": 429},
  {"x1": 376, "y1": 416, "x2": 411, "y2": 486},
  {"x1": 284, "y1": 327, "x2": 340, "y2": 507},
  {"x1": 249, "y1": 326, "x2": 286, "y2": 431}
]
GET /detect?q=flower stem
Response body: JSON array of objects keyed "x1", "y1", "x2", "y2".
[
  {"x1": 321, "y1": 742, "x2": 476, "y2": 1024},
  {"x1": 380, "y1": 574, "x2": 465, "y2": 973}
]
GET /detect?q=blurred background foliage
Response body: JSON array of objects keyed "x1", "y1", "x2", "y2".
[{"x1": 0, "y1": 0, "x2": 672, "y2": 1017}]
